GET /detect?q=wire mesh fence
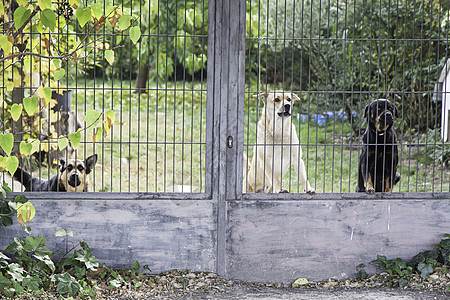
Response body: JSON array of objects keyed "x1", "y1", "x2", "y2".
[
  {"x1": 1, "y1": 0, "x2": 450, "y2": 194},
  {"x1": 1, "y1": 0, "x2": 207, "y2": 193},
  {"x1": 243, "y1": 0, "x2": 450, "y2": 193}
]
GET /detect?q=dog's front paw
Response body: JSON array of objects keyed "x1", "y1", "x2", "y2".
[
  {"x1": 366, "y1": 188, "x2": 375, "y2": 195},
  {"x1": 306, "y1": 188, "x2": 315, "y2": 195}
]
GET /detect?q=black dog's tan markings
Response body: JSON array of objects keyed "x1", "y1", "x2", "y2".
[
  {"x1": 356, "y1": 99, "x2": 400, "y2": 194},
  {"x1": 14, "y1": 154, "x2": 97, "y2": 192}
]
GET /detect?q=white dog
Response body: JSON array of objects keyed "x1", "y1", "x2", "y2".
[{"x1": 245, "y1": 91, "x2": 314, "y2": 194}]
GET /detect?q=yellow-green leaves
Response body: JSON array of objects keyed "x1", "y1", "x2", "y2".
[
  {"x1": 38, "y1": 0, "x2": 52, "y2": 10},
  {"x1": 6, "y1": 156, "x2": 18, "y2": 177},
  {"x1": 0, "y1": 35, "x2": 13, "y2": 55},
  {"x1": 0, "y1": 133, "x2": 14, "y2": 156},
  {"x1": 10, "y1": 104, "x2": 23, "y2": 121},
  {"x1": 19, "y1": 141, "x2": 32, "y2": 157},
  {"x1": 69, "y1": 131, "x2": 81, "y2": 148},
  {"x1": 0, "y1": 157, "x2": 7, "y2": 172},
  {"x1": 76, "y1": 7, "x2": 92, "y2": 28},
  {"x1": 57, "y1": 137, "x2": 69, "y2": 150},
  {"x1": 105, "y1": 50, "x2": 114, "y2": 66},
  {"x1": 37, "y1": 86, "x2": 52, "y2": 108},
  {"x1": 90, "y1": 3, "x2": 103, "y2": 19},
  {"x1": 16, "y1": 202, "x2": 36, "y2": 228},
  {"x1": 14, "y1": 7, "x2": 31, "y2": 30},
  {"x1": 41, "y1": 9, "x2": 56, "y2": 31},
  {"x1": 93, "y1": 127, "x2": 103, "y2": 143},
  {"x1": 118, "y1": 15, "x2": 131, "y2": 31},
  {"x1": 23, "y1": 96, "x2": 38, "y2": 116},
  {"x1": 129, "y1": 26, "x2": 141, "y2": 44},
  {"x1": 85, "y1": 110, "x2": 102, "y2": 128},
  {"x1": 105, "y1": 110, "x2": 115, "y2": 129},
  {"x1": 54, "y1": 68, "x2": 66, "y2": 81}
]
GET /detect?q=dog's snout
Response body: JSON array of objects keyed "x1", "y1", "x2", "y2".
[
  {"x1": 68, "y1": 172, "x2": 82, "y2": 187},
  {"x1": 284, "y1": 104, "x2": 290, "y2": 111}
]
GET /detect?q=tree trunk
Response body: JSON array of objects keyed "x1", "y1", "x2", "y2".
[{"x1": 135, "y1": 63, "x2": 149, "y2": 93}]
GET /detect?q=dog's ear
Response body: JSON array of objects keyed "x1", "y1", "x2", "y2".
[
  {"x1": 390, "y1": 102, "x2": 399, "y2": 118},
  {"x1": 364, "y1": 104, "x2": 370, "y2": 120},
  {"x1": 85, "y1": 154, "x2": 98, "y2": 174},
  {"x1": 59, "y1": 159, "x2": 66, "y2": 172},
  {"x1": 291, "y1": 93, "x2": 300, "y2": 102},
  {"x1": 255, "y1": 92, "x2": 269, "y2": 103}
]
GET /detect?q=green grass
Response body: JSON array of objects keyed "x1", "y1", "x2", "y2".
[{"x1": 23, "y1": 80, "x2": 450, "y2": 193}]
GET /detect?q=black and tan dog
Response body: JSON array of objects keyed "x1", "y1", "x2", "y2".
[
  {"x1": 13, "y1": 154, "x2": 97, "y2": 192},
  {"x1": 356, "y1": 99, "x2": 400, "y2": 194}
]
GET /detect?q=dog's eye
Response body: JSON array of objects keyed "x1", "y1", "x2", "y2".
[
  {"x1": 274, "y1": 98, "x2": 281, "y2": 102},
  {"x1": 67, "y1": 165, "x2": 73, "y2": 171},
  {"x1": 77, "y1": 165, "x2": 84, "y2": 172},
  {"x1": 287, "y1": 98, "x2": 291, "y2": 102}
]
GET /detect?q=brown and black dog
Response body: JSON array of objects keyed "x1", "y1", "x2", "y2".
[
  {"x1": 356, "y1": 99, "x2": 400, "y2": 194},
  {"x1": 13, "y1": 154, "x2": 97, "y2": 192}
]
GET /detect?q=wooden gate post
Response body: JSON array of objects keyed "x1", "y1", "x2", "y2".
[{"x1": 206, "y1": 0, "x2": 246, "y2": 276}]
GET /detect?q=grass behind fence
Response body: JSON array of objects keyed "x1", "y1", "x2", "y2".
[{"x1": 17, "y1": 80, "x2": 450, "y2": 193}]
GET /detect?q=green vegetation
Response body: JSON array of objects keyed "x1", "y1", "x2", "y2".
[
  {"x1": 0, "y1": 228, "x2": 149, "y2": 298},
  {"x1": 358, "y1": 234, "x2": 450, "y2": 290}
]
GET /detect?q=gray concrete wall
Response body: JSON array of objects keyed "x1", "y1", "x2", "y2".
[
  {"x1": 0, "y1": 197, "x2": 217, "y2": 274},
  {"x1": 226, "y1": 197, "x2": 450, "y2": 283},
  {"x1": 1, "y1": 194, "x2": 449, "y2": 284}
]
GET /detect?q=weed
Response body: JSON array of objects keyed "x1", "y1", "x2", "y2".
[
  {"x1": 365, "y1": 234, "x2": 450, "y2": 288},
  {"x1": 0, "y1": 229, "x2": 150, "y2": 298}
]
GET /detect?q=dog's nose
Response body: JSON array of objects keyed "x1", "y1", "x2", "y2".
[
  {"x1": 284, "y1": 104, "x2": 290, "y2": 111},
  {"x1": 69, "y1": 173, "x2": 82, "y2": 187}
]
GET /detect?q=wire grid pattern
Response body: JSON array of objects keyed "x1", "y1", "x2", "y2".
[
  {"x1": 244, "y1": 0, "x2": 450, "y2": 193},
  {"x1": 2, "y1": 0, "x2": 207, "y2": 193}
]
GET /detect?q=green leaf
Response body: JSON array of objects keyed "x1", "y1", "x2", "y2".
[
  {"x1": 30, "y1": 139, "x2": 40, "y2": 154},
  {"x1": 13, "y1": 195, "x2": 28, "y2": 204},
  {"x1": 41, "y1": 9, "x2": 56, "y2": 31},
  {"x1": 0, "y1": 274, "x2": 12, "y2": 290},
  {"x1": 33, "y1": 254, "x2": 55, "y2": 272},
  {"x1": 19, "y1": 141, "x2": 32, "y2": 156},
  {"x1": 0, "y1": 156, "x2": 7, "y2": 172},
  {"x1": 93, "y1": 126, "x2": 103, "y2": 143},
  {"x1": 132, "y1": 261, "x2": 140, "y2": 272},
  {"x1": 10, "y1": 104, "x2": 23, "y2": 121},
  {"x1": 0, "y1": 133, "x2": 14, "y2": 156},
  {"x1": 14, "y1": 7, "x2": 31, "y2": 30},
  {"x1": 129, "y1": 26, "x2": 141, "y2": 44},
  {"x1": 0, "y1": 35, "x2": 13, "y2": 55},
  {"x1": 68, "y1": 131, "x2": 81, "y2": 149},
  {"x1": 76, "y1": 7, "x2": 92, "y2": 28},
  {"x1": 6, "y1": 156, "x2": 19, "y2": 177},
  {"x1": 16, "y1": 202, "x2": 35, "y2": 227},
  {"x1": 24, "y1": 236, "x2": 43, "y2": 252},
  {"x1": 105, "y1": 50, "x2": 114, "y2": 66},
  {"x1": 58, "y1": 137, "x2": 69, "y2": 150},
  {"x1": 23, "y1": 96, "x2": 38, "y2": 116},
  {"x1": 118, "y1": 15, "x2": 132, "y2": 31},
  {"x1": 55, "y1": 273, "x2": 81, "y2": 297},
  {"x1": 84, "y1": 110, "x2": 102, "y2": 128},
  {"x1": 53, "y1": 59, "x2": 61, "y2": 69},
  {"x1": 38, "y1": 86, "x2": 52, "y2": 107},
  {"x1": 418, "y1": 262, "x2": 435, "y2": 279},
  {"x1": 38, "y1": 0, "x2": 52, "y2": 10},
  {"x1": 90, "y1": 2, "x2": 103, "y2": 19},
  {"x1": 22, "y1": 276, "x2": 41, "y2": 291},
  {"x1": 55, "y1": 228, "x2": 74, "y2": 237},
  {"x1": 54, "y1": 68, "x2": 66, "y2": 81},
  {"x1": 105, "y1": 110, "x2": 115, "y2": 128}
]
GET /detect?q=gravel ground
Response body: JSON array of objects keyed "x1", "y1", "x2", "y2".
[{"x1": 94, "y1": 269, "x2": 450, "y2": 300}]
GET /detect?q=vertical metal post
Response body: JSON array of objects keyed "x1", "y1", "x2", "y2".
[{"x1": 206, "y1": 0, "x2": 246, "y2": 276}]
